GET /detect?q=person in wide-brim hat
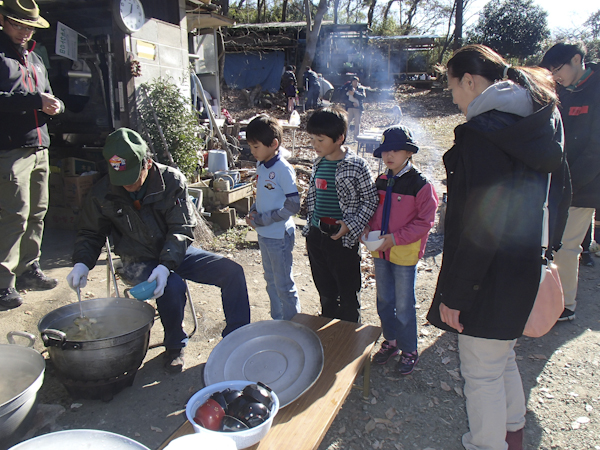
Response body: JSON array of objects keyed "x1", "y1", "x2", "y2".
[{"x1": 0, "y1": 0, "x2": 49, "y2": 29}]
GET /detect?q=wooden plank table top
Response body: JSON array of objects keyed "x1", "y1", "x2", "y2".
[{"x1": 158, "y1": 313, "x2": 382, "y2": 450}]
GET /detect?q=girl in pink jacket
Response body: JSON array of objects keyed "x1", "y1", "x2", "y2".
[{"x1": 362, "y1": 126, "x2": 438, "y2": 374}]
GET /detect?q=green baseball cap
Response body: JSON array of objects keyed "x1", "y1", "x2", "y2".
[{"x1": 103, "y1": 128, "x2": 147, "y2": 186}]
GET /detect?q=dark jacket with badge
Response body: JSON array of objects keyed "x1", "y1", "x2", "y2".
[
  {"x1": 0, "y1": 32, "x2": 57, "y2": 150},
  {"x1": 73, "y1": 162, "x2": 196, "y2": 271},
  {"x1": 557, "y1": 62, "x2": 600, "y2": 209},
  {"x1": 427, "y1": 99, "x2": 569, "y2": 341}
]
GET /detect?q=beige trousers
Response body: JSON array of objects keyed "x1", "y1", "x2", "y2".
[
  {"x1": 459, "y1": 334, "x2": 526, "y2": 450},
  {"x1": 553, "y1": 206, "x2": 595, "y2": 311},
  {"x1": 0, "y1": 148, "x2": 49, "y2": 288},
  {"x1": 346, "y1": 107, "x2": 362, "y2": 139}
]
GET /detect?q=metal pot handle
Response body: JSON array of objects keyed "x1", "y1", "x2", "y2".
[
  {"x1": 41, "y1": 328, "x2": 67, "y2": 348},
  {"x1": 7, "y1": 330, "x2": 36, "y2": 347}
]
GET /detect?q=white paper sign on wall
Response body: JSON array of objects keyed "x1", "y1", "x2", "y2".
[{"x1": 55, "y1": 22, "x2": 78, "y2": 61}]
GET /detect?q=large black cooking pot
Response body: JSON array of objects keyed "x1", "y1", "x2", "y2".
[
  {"x1": 38, "y1": 297, "x2": 155, "y2": 382},
  {"x1": 0, "y1": 332, "x2": 45, "y2": 450}
]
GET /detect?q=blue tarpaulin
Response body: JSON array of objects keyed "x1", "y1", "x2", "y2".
[{"x1": 224, "y1": 52, "x2": 285, "y2": 93}]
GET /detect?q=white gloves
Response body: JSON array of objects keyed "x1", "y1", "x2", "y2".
[
  {"x1": 148, "y1": 264, "x2": 170, "y2": 298},
  {"x1": 67, "y1": 263, "x2": 90, "y2": 290}
]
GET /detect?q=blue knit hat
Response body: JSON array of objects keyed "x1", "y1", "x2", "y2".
[{"x1": 373, "y1": 126, "x2": 419, "y2": 158}]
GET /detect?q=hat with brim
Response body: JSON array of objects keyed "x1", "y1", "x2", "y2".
[
  {"x1": 103, "y1": 128, "x2": 148, "y2": 186},
  {"x1": 373, "y1": 125, "x2": 419, "y2": 158},
  {"x1": 0, "y1": 0, "x2": 49, "y2": 28}
]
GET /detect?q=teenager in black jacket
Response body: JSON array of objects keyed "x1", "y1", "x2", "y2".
[
  {"x1": 540, "y1": 42, "x2": 600, "y2": 321},
  {"x1": 427, "y1": 45, "x2": 569, "y2": 450}
]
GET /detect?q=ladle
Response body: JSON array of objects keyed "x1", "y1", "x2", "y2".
[
  {"x1": 76, "y1": 286, "x2": 84, "y2": 318},
  {"x1": 72, "y1": 287, "x2": 95, "y2": 335}
]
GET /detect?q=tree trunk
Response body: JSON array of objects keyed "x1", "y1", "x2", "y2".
[
  {"x1": 437, "y1": 0, "x2": 457, "y2": 63},
  {"x1": 257, "y1": 0, "x2": 262, "y2": 22},
  {"x1": 298, "y1": 0, "x2": 328, "y2": 77},
  {"x1": 282, "y1": 0, "x2": 288, "y2": 22},
  {"x1": 367, "y1": 0, "x2": 377, "y2": 28},
  {"x1": 454, "y1": 0, "x2": 463, "y2": 50},
  {"x1": 333, "y1": 0, "x2": 339, "y2": 24},
  {"x1": 383, "y1": 0, "x2": 394, "y2": 22}
]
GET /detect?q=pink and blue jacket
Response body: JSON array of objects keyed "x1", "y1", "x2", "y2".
[{"x1": 368, "y1": 165, "x2": 438, "y2": 266}]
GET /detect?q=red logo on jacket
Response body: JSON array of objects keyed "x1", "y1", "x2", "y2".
[
  {"x1": 315, "y1": 178, "x2": 327, "y2": 190},
  {"x1": 569, "y1": 106, "x2": 589, "y2": 116}
]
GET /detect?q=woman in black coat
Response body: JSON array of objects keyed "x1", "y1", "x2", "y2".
[{"x1": 426, "y1": 45, "x2": 569, "y2": 450}]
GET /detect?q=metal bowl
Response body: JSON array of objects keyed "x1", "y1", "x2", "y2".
[{"x1": 8, "y1": 429, "x2": 150, "y2": 449}]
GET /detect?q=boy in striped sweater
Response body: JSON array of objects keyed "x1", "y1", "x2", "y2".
[{"x1": 302, "y1": 107, "x2": 378, "y2": 322}]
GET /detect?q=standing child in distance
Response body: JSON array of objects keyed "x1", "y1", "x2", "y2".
[
  {"x1": 303, "y1": 106, "x2": 378, "y2": 322},
  {"x1": 245, "y1": 115, "x2": 301, "y2": 320},
  {"x1": 362, "y1": 126, "x2": 438, "y2": 374},
  {"x1": 281, "y1": 65, "x2": 298, "y2": 113}
]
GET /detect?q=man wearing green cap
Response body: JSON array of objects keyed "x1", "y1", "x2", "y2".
[
  {"x1": 0, "y1": 0, "x2": 64, "y2": 309},
  {"x1": 66, "y1": 128, "x2": 251, "y2": 373}
]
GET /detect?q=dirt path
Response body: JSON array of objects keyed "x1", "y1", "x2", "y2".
[{"x1": 1, "y1": 90, "x2": 599, "y2": 450}]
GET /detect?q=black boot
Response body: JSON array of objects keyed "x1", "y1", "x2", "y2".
[
  {"x1": 0, "y1": 288, "x2": 23, "y2": 309},
  {"x1": 16, "y1": 261, "x2": 58, "y2": 291}
]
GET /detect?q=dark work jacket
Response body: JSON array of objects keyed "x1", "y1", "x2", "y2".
[
  {"x1": 427, "y1": 104, "x2": 569, "y2": 340},
  {"x1": 73, "y1": 162, "x2": 196, "y2": 272},
  {"x1": 0, "y1": 32, "x2": 57, "y2": 150},
  {"x1": 557, "y1": 62, "x2": 600, "y2": 209}
]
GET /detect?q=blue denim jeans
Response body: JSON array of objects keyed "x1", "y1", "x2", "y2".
[
  {"x1": 120, "y1": 245, "x2": 250, "y2": 348},
  {"x1": 374, "y1": 258, "x2": 417, "y2": 353},
  {"x1": 258, "y1": 232, "x2": 300, "y2": 320}
]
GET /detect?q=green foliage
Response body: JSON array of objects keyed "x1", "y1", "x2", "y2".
[
  {"x1": 467, "y1": 0, "x2": 550, "y2": 60},
  {"x1": 138, "y1": 78, "x2": 204, "y2": 181}
]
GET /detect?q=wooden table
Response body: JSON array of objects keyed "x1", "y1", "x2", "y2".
[{"x1": 158, "y1": 313, "x2": 382, "y2": 450}]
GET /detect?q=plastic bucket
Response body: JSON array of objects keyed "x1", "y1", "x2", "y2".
[{"x1": 208, "y1": 150, "x2": 227, "y2": 173}]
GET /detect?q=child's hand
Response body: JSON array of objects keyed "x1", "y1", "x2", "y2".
[
  {"x1": 245, "y1": 212, "x2": 257, "y2": 228},
  {"x1": 330, "y1": 221, "x2": 349, "y2": 240},
  {"x1": 360, "y1": 225, "x2": 371, "y2": 243},
  {"x1": 376, "y1": 234, "x2": 395, "y2": 252}
]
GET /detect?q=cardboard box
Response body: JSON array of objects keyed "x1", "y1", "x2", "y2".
[
  {"x1": 45, "y1": 206, "x2": 80, "y2": 230},
  {"x1": 61, "y1": 157, "x2": 97, "y2": 176},
  {"x1": 48, "y1": 172, "x2": 65, "y2": 207},
  {"x1": 63, "y1": 173, "x2": 100, "y2": 208}
]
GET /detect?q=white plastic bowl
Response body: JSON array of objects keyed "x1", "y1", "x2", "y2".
[
  {"x1": 164, "y1": 433, "x2": 236, "y2": 450},
  {"x1": 363, "y1": 231, "x2": 384, "y2": 251},
  {"x1": 185, "y1": 380, "x2": 280, "y2": 450}
]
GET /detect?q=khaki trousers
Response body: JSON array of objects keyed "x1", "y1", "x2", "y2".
[
  {"x1": 0, "y1": 148, "x2": 49, "y2": 288},
  {"x1": 553, "y1": 206, "x2": 595, "y2": 311},
  {"x1": 459, "y1": 334, "x2": 526, "y2": 450},
  {"x1": 347, "y1": 107, "x2": 362, "y2": 139}
]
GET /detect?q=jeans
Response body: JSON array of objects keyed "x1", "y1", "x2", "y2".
[
  {"x1": 120, "y1": 245, "x2": 250, "y2": 349},
  {"x1": 459, "y1": 335, "x2": 526, "y2": 450},
  {"x1": 306, "y1": 226, "x2": 361, "y2": 322},
  {"x1": 373, "y1": 258, "x2": 417, "y2": 353},
  {"x1": 0, "y1": 148, "x2": 49, "y2": 288},
  {"x1": 258, "y1": 232, "x2": 300, "y2": 320}
]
